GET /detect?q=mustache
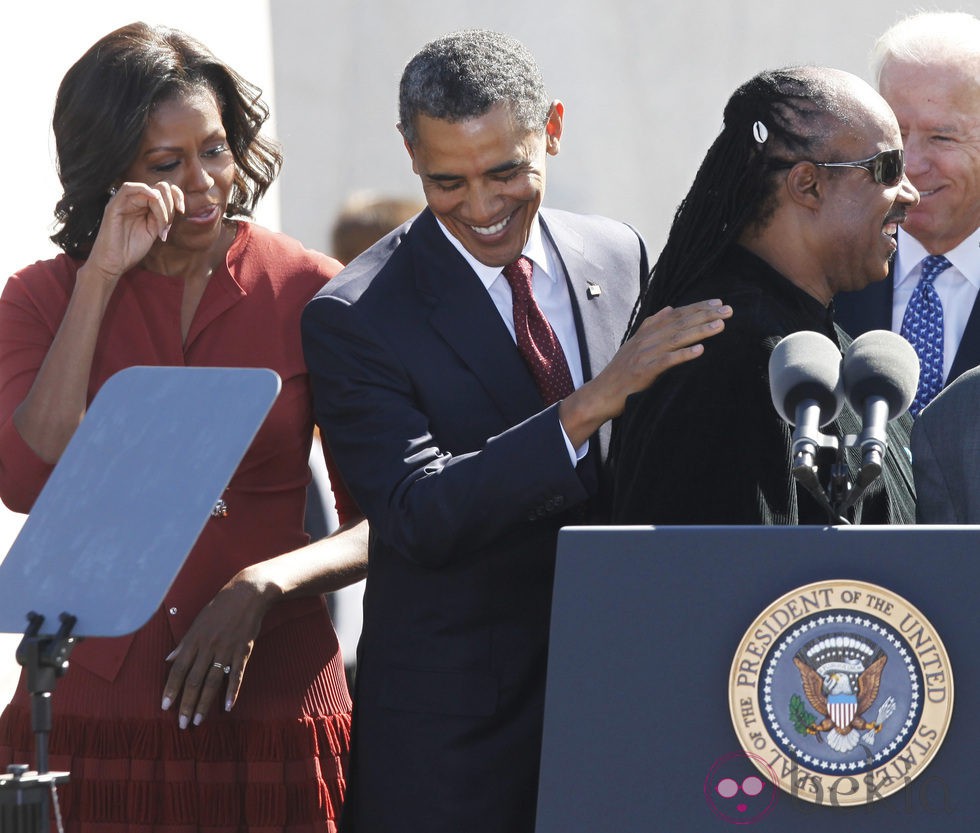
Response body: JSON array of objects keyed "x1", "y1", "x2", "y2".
[{"x1": 884, "y1": 207, "x2": 908, "y2": 226}]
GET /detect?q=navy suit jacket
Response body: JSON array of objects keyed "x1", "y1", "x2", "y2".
[
  {"x1": 301, "y1": 206, "x2": 647, "y2": 833},
  {"x1": 912, "y1": 365, "x2": 980, "y2": 522},
  {"x1": 834, "y1": 261, "x2": 980, "y2": 387}
]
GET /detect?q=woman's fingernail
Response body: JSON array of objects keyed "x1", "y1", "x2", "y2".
[
  {"x1": 161, "y1": 696, "x2": 172, "y2": 711},
  {"x1": 225, "y1": 699, "x2": 233, "y2": 712},
  {"x1": 160, "y1": 224, "x2": 171, "y2": 242},
  {"x1": 165, "y1": 648, "x2": 178, "y2": 662},
  {"x1": 193, "y1": 713, "x2": 204, "y2": 727},
  {"x1": 179, "y1": 714, "x2": 189, "y2": 731}
]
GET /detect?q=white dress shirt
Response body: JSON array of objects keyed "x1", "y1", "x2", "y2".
[
  {"x1": 892, "y1": 226, "x2": 980, "y2": 381},
  {"x1": 437, "y1": 215, "x2": 587, "y2": 463}
]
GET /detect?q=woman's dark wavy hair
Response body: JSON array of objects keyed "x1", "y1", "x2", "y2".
[
  {"x1": 51, "y1": 22, "x2": 282, "y2": 257},
  {"x1": 626, "y1": 67, "x2": 848, "y2": 338}
]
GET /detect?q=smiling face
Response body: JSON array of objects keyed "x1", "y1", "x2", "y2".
[
  {"x1": 812, "y1": 80, "x2": 920, "y2": 294},
  {"x1": 879, "y1": 59, "x2": 980, "y2": 255},
  {"x1": 123, "y1": 86, "x2": 237, "y2": 256},
  {"x1": 404, "y1": 101, "x2": 561, "y2": 267}
]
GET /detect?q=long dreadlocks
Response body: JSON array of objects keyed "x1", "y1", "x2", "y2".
[{"x1": 627, "y1": 67, "x2": 853, "y2": 338}]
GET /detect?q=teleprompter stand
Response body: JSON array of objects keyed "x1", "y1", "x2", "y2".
[
  {"x1": 0, "y1": 366, "x2": 281, "y2": 833},
  {"x1": 0, "y1": 614, "x2": 75, "y2": 833}
]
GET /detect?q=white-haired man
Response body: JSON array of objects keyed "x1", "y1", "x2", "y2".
[{"x1": 835, "y1": 11, "x2": 980, "y2": 418}]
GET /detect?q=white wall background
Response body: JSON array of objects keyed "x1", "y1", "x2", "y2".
[
  {"x1": 5, "y1": 0, "x2": 979, "y2": 278},
  {"x1": 268, "y1": 0, "x2": 980, "y2": 254},
  {"x1": 2, "y1": 0, "x2": 979, "y2": 706}
]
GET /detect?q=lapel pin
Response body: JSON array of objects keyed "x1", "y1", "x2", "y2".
[{"x1": 586, "y1": 281, "x2": 602, "y2": 300}]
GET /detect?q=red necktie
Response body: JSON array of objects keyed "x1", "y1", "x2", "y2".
[{"x1": 502, "y1": 256, "x2": 574, "y2": 405}]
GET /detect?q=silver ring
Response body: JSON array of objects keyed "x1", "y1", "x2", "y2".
[{"x1": 211, "y1": 661, "x2": 231, "y2": 675}]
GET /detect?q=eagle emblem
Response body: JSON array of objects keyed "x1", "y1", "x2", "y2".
[
  {"x1": 791, "y1": 633, "x2": 897, "y2": 754},
  {"x1": 731, "y1": 580, "x2": 954, "y2": 807}
]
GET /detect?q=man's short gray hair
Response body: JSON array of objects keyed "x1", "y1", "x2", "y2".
[
  {"x1": 871, "y1": 10, "x2": 980, "y2": 87},
  {"x1": 398, "y1": 30, "x2": 552, "y2": 146}
]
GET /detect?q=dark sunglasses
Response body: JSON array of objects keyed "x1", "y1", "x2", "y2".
[{"x1": 813, "y1": 148, "x2": 905, "y2": 187}]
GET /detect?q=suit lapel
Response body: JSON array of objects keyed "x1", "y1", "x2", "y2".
[
  {"x1": 539, "y1": 210, "x2": 630, "y2": 387},
  {"x1": 411, "y1": 211, "x2": 545, "y2": 426},
  {"x1": 886, "y1": 242, "x2": 980, "y2": 387},
  {"x1": 406, "y1": 209, "x2": 637, "y2": 461},
  {"x1": 875, "y1": 267, "x2": 897, "y2": 330},
  {"x1": 834, "y1": 267, "x2": 894, "y2": 337},
  {"x1": 541, "y1": 211, "x2": 635, "y2": 462},
  {"x1": 949, "y1": 297, "x2": 980, "y2": 383}
]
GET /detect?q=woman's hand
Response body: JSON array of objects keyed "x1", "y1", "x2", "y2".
[
  {"x1": 160, "y1": 564, "x2": 279, "y2": 729},
  {"x1": 85, "y1": 182, "x2": 185, "y2": 286},
  {"x1": 159, "y1": 519, "x2": 368, "y2": 728},
  {"x1": 10, "y1": 181, "x2": 187, "y2": 464}
]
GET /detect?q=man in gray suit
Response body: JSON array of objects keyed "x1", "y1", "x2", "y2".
[
  {"x1": 913, "y1": 365, "x2": 980, "y2": 522},
  {"x1": 301, "y1": 30, "x2": 730, "y2": 833},
  {"x1": 834, "y1": 11, "x2": 980, "y2": 417}
]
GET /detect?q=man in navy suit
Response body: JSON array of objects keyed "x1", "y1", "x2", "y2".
[
  {"x1": 301, "y1": 30, "x2": 730, "y2": 833},
  {"x1": 834, "y1": 11, "x2": 980, "y2": 412}
]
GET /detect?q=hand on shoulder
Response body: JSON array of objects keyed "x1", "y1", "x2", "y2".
[{"x1": 559, "y1": 299, "x2": 732, "y2": 447}]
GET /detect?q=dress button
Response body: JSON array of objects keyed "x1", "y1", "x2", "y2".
[{"x1": 169, "y1": 607, "x2": 178, "y2": 615}]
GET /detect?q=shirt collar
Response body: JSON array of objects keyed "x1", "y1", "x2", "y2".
[
  {"x1": 435, "y1": 214, "x2": 553, "y2": 290},
  {"x1": 894, "y1": 226, "x2": 980, "y2": 289}
]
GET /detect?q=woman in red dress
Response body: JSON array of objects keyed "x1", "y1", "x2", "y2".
[{"x1": 0, "y1": 22, "x2": 366, "y2": 831}]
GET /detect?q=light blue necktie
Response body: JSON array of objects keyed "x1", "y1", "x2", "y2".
[{"x1": 900, "y1": 254, "x2": 952, "y2": 417}]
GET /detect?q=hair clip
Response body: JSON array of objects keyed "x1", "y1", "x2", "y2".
[{"x1": 752, "y1": 121, "x2": 769, "y2": 144}]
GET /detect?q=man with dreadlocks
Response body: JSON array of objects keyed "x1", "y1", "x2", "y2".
[{"x1": 610, "y1": 67, "x2": 918, "y2": 525}]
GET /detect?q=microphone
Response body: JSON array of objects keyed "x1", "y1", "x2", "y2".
[
  {"x1": 769, "y1": 331, "x2": 845, "y2": 521},
  {"x1": 769, "y1": 331, "x2": 844, "y2": 469},
  {"x1": 842, "y1": 329, "x2": 919, "y2": 475}
]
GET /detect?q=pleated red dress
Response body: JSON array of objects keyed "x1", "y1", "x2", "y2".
[{"x1": 0, "y1": 221, "x2": 355, "y2": 832}]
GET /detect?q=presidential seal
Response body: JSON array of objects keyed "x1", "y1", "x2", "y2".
[{"x1": 729, "y1": 580, "x2": 953, "y2": 807}]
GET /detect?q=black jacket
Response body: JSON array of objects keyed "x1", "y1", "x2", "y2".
[{"x1": 610, "y1": 245, "x2": 916, "y2": 526}]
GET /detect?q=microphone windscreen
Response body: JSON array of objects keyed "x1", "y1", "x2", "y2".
[
  {"x1": 768, "y1": 331, "x2": 844, "y2": 426},
  {"x1": 843, "y1": 330, "x2": 919, "y2": 417}
]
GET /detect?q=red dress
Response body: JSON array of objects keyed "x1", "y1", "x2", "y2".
[{"x1": 0, "y1": 221, "x2": 356, "y2": 832}]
